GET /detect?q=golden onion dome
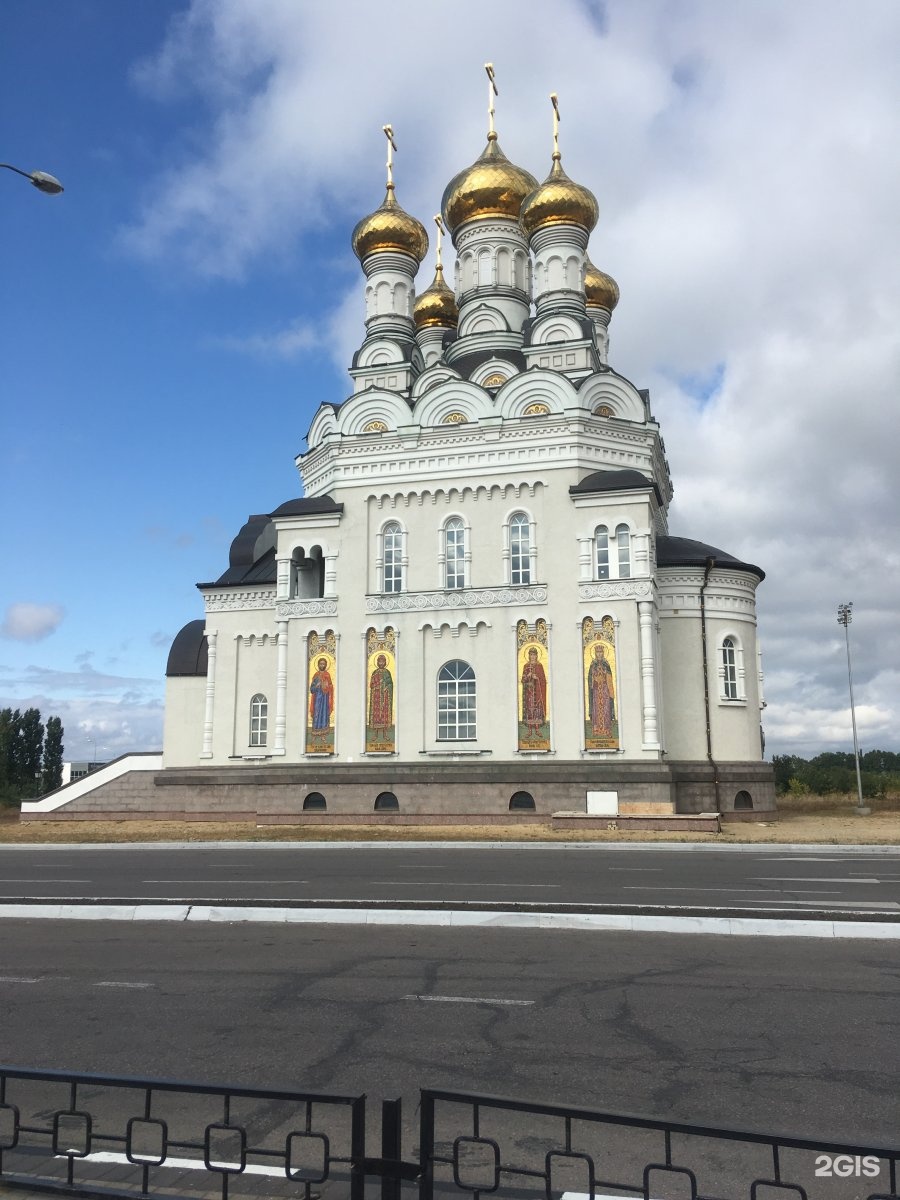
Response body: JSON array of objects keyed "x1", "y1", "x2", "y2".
[
  {"x1": 352, "y1": 185, "x2": 428, "y2": 263},
  {"x1": 520, "y1": 153, "x2": 599, "y2": 237},
  {"x1": 584, "y1": 258, "x2": 620, "y2": 312},
  {"x1": 441, "y1": 134, "x2": 538, "y2": 235},
  {"x1": 413, "y1": 263, "x2": 458, "y2": 329}
]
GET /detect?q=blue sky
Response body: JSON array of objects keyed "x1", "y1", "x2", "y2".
[{"x1": 2, "y1": 0, "x2": 899, "y2": 762}]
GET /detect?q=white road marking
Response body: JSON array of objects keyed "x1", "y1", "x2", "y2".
[
  {"x1": 753, "y1": 877, "x2": 882, "y2": 884},
  {"x1": 375, "y1": 881, "x2": 560, "y2": 888},
  {"x1": 402, "y1": 994, "x2": 534, "y2": 1006},
  {"x1": 93, "y1": 981, "x2": 152, "y2": 989},
  {"x1": 1, "y1": 879, "x2": 91, "y2": 883},
  {"x1": 0, "y1": 976, "x2": 42, "y2": 983},
  {"x1": 142, "y1": 879, "x2": 308, "y2": 884},
  {"x1": 768, "y1": 900, "x2": 900, "y2": 909},
  {"x1": 60, "y1": 1151, "x2": 284, "y2": 1178},
  {"x1": 623, "y1": 886, "x2": 841, "y2": 894},
  {"x1": 606, "y1": 867, "x2": 664, "y2": 872}
]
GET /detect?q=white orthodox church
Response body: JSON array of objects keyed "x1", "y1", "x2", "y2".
[{"x1": 24, "y1": 83, "x2": 775, "y2": 824}]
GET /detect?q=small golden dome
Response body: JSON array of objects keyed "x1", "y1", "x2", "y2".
[
  {"x1": 413, "y1": 264, "x2": 459, "y2": 329},
  {"x1": 584, "y1": 258, "x2": 620, "y2": 311},
  {"x1": 521, "y1": 154, "x2": 599, "y2": 237},
  {"x1": 441, "y1": 135, "x2": 538, "y2": 235},
  {"x1": 352, "y1": 185, "x2": 428, "y2": 263}
]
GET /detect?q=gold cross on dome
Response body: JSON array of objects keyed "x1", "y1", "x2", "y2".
[
  {"x1": 382, "y1": 124, "x2": 398, "y2": 189},
  {"x1": 550, "y1": 93, "x2": 561, "y2": 157},
  {"x1": 433, "y1": 214, "x2": 445, "y2": 270},
  {"x1": 485, "y1": 63, "x2": 498, "y2": 136}
]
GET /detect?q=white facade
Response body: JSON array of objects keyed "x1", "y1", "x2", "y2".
[{"x1": 164, "y1": 120, "x2": 774, "y2": 816}]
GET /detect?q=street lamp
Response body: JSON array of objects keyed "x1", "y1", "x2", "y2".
[
  {"x1": 1, "y1": 162, "x2": 64, "y2": 194},
  {"x1": 836, "y1": 603, "x2": 868, "y2": 815}
]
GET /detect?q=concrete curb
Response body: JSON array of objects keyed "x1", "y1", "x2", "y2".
[
  {"x1": 0, "y1": 901, "x2": 897, "y2": 938},
  {"x1": 1, "y1": 840, "x2": 898, "y2": 853}
]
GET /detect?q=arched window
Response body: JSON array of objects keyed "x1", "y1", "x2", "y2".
[
  {"x1": 509, "y1": 791, "x2": 536, "y2": 811},
  {"x1": 303, "y1": 792, "x2": 326, "y2": 811},
  {"x1": 509, "y1": 513, "x2": 531, "y2": 585},
  {"x1": 734, "y1": 790, "x2": 753, "y2": 810},
  {"x1": 444, "y1": 518, "x2": 466, "y2": 589},
  {"x1": 722, "y1": 637, "x2": 739, "y2": 700},
  {"x1": 595, "y1": 524, "x2": 631, "y2": 580},
  {"x1": 383, "y1": 522, "x2": 403, "y2": 593},
  {"x1": 477, "y1": 250, "x2": 492, "y2": 286},
  {"x1": 438, "y1": 660, "x2": 476, "y2": 740},
  {"x1": 374, "y1": 791, "x2": 399, "y2": 811},
  {"x1": 249, "y1": 694, "x2": 268, "y2": 747}
]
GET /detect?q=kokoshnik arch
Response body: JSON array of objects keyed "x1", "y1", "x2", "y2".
[{"x1": 29, "y1": 73, "x2": 775, "y2": 822}]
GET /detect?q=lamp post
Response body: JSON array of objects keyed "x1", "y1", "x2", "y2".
[
  {"x1": 836, "y1": 603, "x2": 868, "y2": 815},
  {"x1": 1, "y1": 162, "x2": 64, "y2": 194}
]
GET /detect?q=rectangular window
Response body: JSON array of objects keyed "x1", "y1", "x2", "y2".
[
  {"x1": 510, "y1": 516, "x2": 531, "y2": 585},
  {"x1": 445, "y1": 522, "x2": 466, "y2": 589},
  {"x1": 722, "y1": 641, "x2": 738, "y2": 700},
  {"x1": 383, "y1": 525, "x2": 403, "y2": 593}
]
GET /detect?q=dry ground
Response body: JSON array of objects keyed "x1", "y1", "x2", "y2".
[{"x1": 0, "y1": 793, "x2": 897, "y2": 845}]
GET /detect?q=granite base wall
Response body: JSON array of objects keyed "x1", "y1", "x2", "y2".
[{"x1": 21, "y1": 759, "x2": 776, "y2": 821}]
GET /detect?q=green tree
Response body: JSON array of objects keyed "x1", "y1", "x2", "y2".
[
  {"x1": 17, "y1": 708, "x2": 44, "y2": 796},
  {"x1": 42, "y1": 716, "x2": 64, "y2": 793}
]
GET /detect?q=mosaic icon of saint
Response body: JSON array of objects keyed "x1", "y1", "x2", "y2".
[
  {"x1": 520, "y1": 647, "x2": 547, "y2": 740},
  {"x1": 368, "y1": 654, "x2": 394, "y2": 731},
  {"x1": 587, "y1": 643, "x2": 615, "y2": 736},
  {"x1": 309, "y1": 657, "x2": 334, "y2": 730}
]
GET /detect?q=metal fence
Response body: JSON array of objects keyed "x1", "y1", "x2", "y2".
[{"x1": 1, "y1": 1066, "x2": 898, "y2": 1200}]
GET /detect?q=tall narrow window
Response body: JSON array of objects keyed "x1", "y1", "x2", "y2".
[
  {"x1": 249, "y1": 694, "x2": 268, "y2": 747},
  {"x1": 616, "y1": 524, "x2": 631, "y2": 578},
  {"x1": 595, "y1": 526, "x2": 610, "y2": 579},
  {"x1": 509, "y1": 513, "x2": 531, "y2": 585},
  {"x1": 722, "y1": 637, "x2": 738, "y2": 700},
  {"x1": 383, "y1": 522, "x2": 403, "y2": 593},
  {"x1": 437, "y1": 661, "x2": 476, "y2": 740},
  {"x1": 445, "y1": 518, "x2": 466, "y2": 589}
]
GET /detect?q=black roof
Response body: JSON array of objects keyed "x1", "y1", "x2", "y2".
[
  {"x1": 166, "y1": 620, "x2": 208, "y2": 677},
  {"x1": 657, "y1": 536, "x2": 765, "y2": 581},
  {"x1": 570, "y1": 469, "x2": 663, "y2": 505},
  {"x1": 270, "y1": 496, "x2": 345, "y2": 518}
]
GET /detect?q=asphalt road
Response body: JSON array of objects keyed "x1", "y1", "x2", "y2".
[
  {"x1": 1, "y1": 844, "x2": 899, "y2": 912},
  {"x1": 1, "y1": 919, "x2": 897, "y2": 1200},
  {"x1": 0, "y1": 919, "x2": 897, "y2": 1142}
]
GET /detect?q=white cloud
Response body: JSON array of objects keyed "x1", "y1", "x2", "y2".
[
  {"x1": 207, "y1": 318, "x2": 319, "y2": 360},
  {"x1": 1, "y1": 603, "x2": 65, "y2": 643},
  {"x1": 119, "y1": 0, "x2": 900, "y2": 756}
]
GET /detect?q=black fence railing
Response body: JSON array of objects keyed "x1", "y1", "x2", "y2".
[
  {"x1": 0, "y1": 1066, "x2": 366, "y2": 1200},
  {"x1": 2, "y1": 1066, "x2": 898, "y2": 1200}
]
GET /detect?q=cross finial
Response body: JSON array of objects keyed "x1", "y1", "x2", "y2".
[
  {"x1": 382, "y1": 124, "x2": 398, "y2": 189},
  {"x1": 550, "y1": 93, "x2": 561, "y2": 159},
  {"x1": 485, "y1": 63, "x2": 498, "y2": 138},
  {"x1": 433, "y1": 214, "x2": 445, "y2": 271}
]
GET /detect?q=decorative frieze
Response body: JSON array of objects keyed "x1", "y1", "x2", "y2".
[
  {"x1": 276, "y1": 598, "x2": 339, "y2": 619},
  {"x1": 205, "y1": 589, "x2": 276, "y2": 613},
  {"x1": 578, "y1": 581, "x2": 652, "y2": 601},
  {"x1": 367, "y1": 585, "x2": 548, "y2": 614}
]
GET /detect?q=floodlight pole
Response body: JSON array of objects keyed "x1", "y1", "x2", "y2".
[
  {"x1": 837, "y1": 603, "x2": 868, "y2": 815},
  {"x1": 1, "y1": 162, "x2": 64, "y2": 194}
]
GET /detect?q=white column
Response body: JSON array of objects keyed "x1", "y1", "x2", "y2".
[
  {"x1": 200, "y1": 629, "x2": 217, "y2": 759},
  {"x1": 577, "y1": 536, "x2": 593, "y2": 582},
  {"x1": 276, "y1": 558, "x2": 291, "y2": 600},
  {"x1": 324, "y1": 553, "x2": 338, "y2": 597},
  {"x1": 638, "y1": 601, "x2": 661, "y2": 750},
  {"x1": 274, "y1": 621, "x2": 288, "y2": 752}
]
